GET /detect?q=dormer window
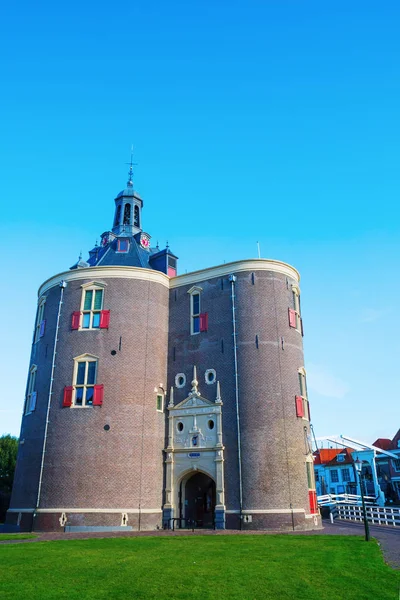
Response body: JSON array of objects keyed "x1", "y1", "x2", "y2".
[
  {"x1": 117, "y1": 239, "x2": 129, "y2": 253},
  {"x1": 337, "y1": 454, "x2": 345, "y2": 462}
]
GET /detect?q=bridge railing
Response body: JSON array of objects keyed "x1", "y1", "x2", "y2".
[
  {"x1": 336, "y1": 504, "x2": 400, "y2": 528},
  {"x1": 317, "y1": 493, "x2": 375, "y2": 506}
]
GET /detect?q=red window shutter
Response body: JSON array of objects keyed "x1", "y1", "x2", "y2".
[
  {"x1": 167, "y1": 266, "x2": 176, "y2": 277},
  {"x1": 39, "y1": 319, "x2": 46, "y2": 338},
  {"x1": 71, "y1": 312, "x2": 81, "y2": 330},
  {"x1": 288, "y1": 308, "x2": 297, "y2": 328},
  {"x1": 63, "y1": 386, "x2": 73, "y2": 407},
  {"x1": 93, "y1": 384, "x2": 104, "y2": 406},
  {"x1": 308, "y1": 490, "x2": 318, "y2": 514},
  {"x1": 295, "y1": 395, "x2": 304, "y2": 418},
  {"x1": 100, "y1": 310, "x2": 110, "y2": 329},
  {"x1": 200, "y1": 312, "x2": 208, "y2": 332}
]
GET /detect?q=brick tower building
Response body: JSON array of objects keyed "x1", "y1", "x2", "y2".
[{"x1": 7, "y1": 166, "x2": 321, "y2": 532}]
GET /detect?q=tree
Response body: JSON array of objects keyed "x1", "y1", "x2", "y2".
[{"x1": 0, "y1": 434, "x2": 18, "y2": 493}]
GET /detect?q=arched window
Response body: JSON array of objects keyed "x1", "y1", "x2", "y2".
[
  {"x1": 123, "y1": 203, "x2": 131, "y2": 225},
  {"x1": 134, "y1": 205, "x2": 140, "y2": 228},
  {"x1": 114, "y1": 205, "x2": 121, "y2": 227}
]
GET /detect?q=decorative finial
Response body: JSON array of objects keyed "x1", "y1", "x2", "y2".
[
  {"x1": 215, "y1": 381, "x2": 222, "y2": 404},
  {"x1": 78, "y1": 250, "x2": 82, "y2": 261},
  {"x1": 191, "y1": 366, "x2": 199, "y2": 395},
  {"x1": 126, "y1": 145, "x2": 137, "y2": 188},
  {"x1": 95, "y1": 239, "x2": 98, "y2": 247},
  {"x1": 166, "y1": 240, "x2": 169, "y2": 250},
  {"x1": 156, "y1": 240, "x2": 159, "y2": 250},
  {"x1": 168, "y1": 386, "x2": 174, "y2": 409}
]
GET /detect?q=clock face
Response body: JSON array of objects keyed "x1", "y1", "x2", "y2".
[
  {"x1": 140, "y1": 235, "x2": 150, "y2": 248},
  {"x1": 102, "y1": 236, "x2": 108, "y2": 247}
]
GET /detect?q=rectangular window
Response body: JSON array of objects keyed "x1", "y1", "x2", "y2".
[
  {"x1": 330, "y1": 469, "x2": 339, "y2": 483},
  {"x1": 34, "y1": 299, "x2": 46, "y2": 343},
  {"x1": 290, "y1": 286, "x2": 302, "y2": 333},
  {"x1": 342, "y1": 468, "x2": 351, "y2": 482},
  {"x1": 82, "y1": 288, "x2": 103, "y2": 329},
  {"x1": 297, "y1": 370, "x2": 309, "y2": 421},
  {"x1": 156, "y1": 394, "x2": 163, "y2": 412},
  {"x1": 74, "y1": 359, "x2": 97, "y2": 406},
  {"x1": 191, "y1": 293, "x2": 200, "y2": 334},
  {"x1": 306, "y1": 461, "x2": 315, "y2": 489},
  {"x1": 25, "y1": 367, "x2": 37, "y2": 414}
]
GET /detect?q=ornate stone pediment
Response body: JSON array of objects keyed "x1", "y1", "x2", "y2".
[{"x1": 172, "y1": 394, "x2": 214, "y2": 410}]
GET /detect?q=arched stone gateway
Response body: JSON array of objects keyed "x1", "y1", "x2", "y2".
[
  {"x1": 163, "y1": 368, "x2": 225, "y2": 529},
  {"x1": 181, "y1": 472, "x2": 216, "y2": 528}
]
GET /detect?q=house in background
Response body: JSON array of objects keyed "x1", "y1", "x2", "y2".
[
  {"x1": 315, "y1": 429, "x2": 400, "y2": 507},
  {"x1": 314, "y1": 448, "x2": 357, "y2": 497}
]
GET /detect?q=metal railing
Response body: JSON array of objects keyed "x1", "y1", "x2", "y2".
[
  {"x1": 318, "y1": 493, "x2": 375, "y2": 506},
  {"x1": 336, "y1": 504, "x2": 400, "y2": 527}
]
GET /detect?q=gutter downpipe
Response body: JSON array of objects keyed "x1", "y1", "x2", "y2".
[
  {"x1": 229, "y1": 274, "x2": 243, "y2": 529},
  {"x1": 34, "y1": 280, "x2": 67, "y2": 525}
]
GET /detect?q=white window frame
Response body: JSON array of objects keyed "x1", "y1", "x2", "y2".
[
  {"x1": 205, "y1": 369, "x2": 216, "y2": 385},
  {"x1": 291, "y1": 285, "x2": 302, "y2": 332},
  {"x1": 342, "y1": 468, "x2": 351, "y2": 482},
  {"x1": 187, "y1": 286, "x2": 203, "y2": 335},
  {"x1": 306, "y1": 455, "x2": 316, "y2": 491},
  {"x1": 330, "y1": 469, "x2": 339, "y2": 483},
  {"x1": 79, "y1": 281, "x2": 106, "y2": 330},
  {"x1": 156, "y1": 393, "x2": 164, "y2": 412},
  {"x1": 34, "y1": 297, "x2": 46, "y2": 343},
  {"x1": 25, "y1": 365, "x2": 37, "y2": 415},
  {"x1": 175, "y1": 373, "x2": 186, "y2": 388},
  {"x1": 72, "y1": 354, "x2": 98, "y2": 407},
  {"x1": 298, "y1": 367, "x2": 309, "y2": 421}
]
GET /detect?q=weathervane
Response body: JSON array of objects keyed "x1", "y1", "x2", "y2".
[{"x1": 126, "y1": 145, "x2": 137, "y2": 187}]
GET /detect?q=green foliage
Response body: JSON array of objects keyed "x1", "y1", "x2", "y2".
[
  {"x1": 0, "y1": 435, "x2": 18, "y2": 493},
  {"x1": 0, "y1": 535, "x2": 398, "y2": 599}
]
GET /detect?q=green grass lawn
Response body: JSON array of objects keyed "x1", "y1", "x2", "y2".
[{"x1": 0, "y1": 534, "x2": 398, "y2": 599}]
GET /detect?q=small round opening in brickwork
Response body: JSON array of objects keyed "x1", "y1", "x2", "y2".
[
  {"x1": 111, "y1": 350, "x2": 117, "y2": 356},
  {"x1": 104, "y1": 424, "x2": 110, "y2": 431},
  {"x1": 205, "y1": 369, "x2": 216, "y2": 385},
  {"x1": 177, "y1": 422, "x2": 184, "y2": 432},
  {"x1": 208, "y1": 420, "x2": 215, "y2": 430}
]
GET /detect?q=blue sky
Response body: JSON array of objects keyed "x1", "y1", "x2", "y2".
[{"x1": 1, "y1": 1, "x2": 399, "y2": 442}]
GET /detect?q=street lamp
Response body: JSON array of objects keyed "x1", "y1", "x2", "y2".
[{"x1": 354, "y1": 459, "x2": 370, "y2": 542}]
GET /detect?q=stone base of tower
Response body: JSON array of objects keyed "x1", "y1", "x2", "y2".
[
  {"x1": 225, "y1": 510, "x2": 322, "y2": 531},
  {"x1": 7, "y1": 510, "x2": 163, "y2": 532}
]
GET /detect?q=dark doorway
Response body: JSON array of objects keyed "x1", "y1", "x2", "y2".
[{"x1": 183, "y1": 472, "x2": 216, "y2": 528}]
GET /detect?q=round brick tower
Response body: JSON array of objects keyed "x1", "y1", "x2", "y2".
[{"x1": 7, "y1": 171, "x2": 176, "y2": 532}]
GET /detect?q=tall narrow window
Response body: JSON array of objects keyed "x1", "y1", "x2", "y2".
[
  {"x1": 34, "y1": 297, "x2": 46, "y2": 343},
  {"x1": 297, "y1": 367, "x2": 310, "y2": 421},
  {"x1": 114, "y1": 204, "x2": 121, "y2": 227},
  {"x1": 123, "y1": 203, "x2": 131, "y2": 225},
  {"x1": 73, "y1": 356, "x2": 97, "y2": 406},
  {"x1": 82, "y1": 288, "x2": 103, "y2": 329},
  {"x1": 306, "y1": 456, "x2": 318, "y2": 514},
  {"x1": 156, "y1": 394, "x2": 163, "y2": 412},
  {"x1": 191, "y1": 293, "x2": 200, "y2": 334},
  {"x1": 290, "y1": 285, "x2": 302, "y2": 333},
  {"x1": 134, "y1": 205, "x2": 140, "y2": 228},
  {"x1": 25, "y1": 365, "x2": 37, "y2": 414}
]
